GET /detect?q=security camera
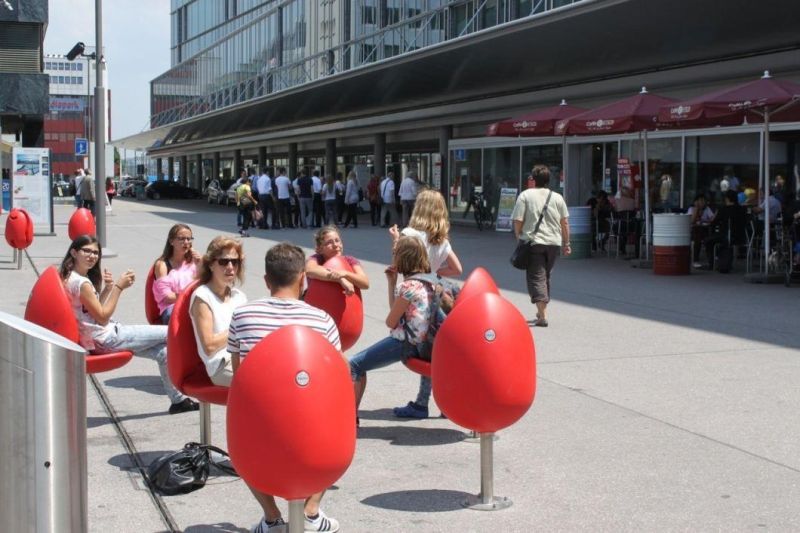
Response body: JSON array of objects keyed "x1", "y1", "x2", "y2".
[{"x1": 66, "y1": 42, "x2": 86, "y2": 61}]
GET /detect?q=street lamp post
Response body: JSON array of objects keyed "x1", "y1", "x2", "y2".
[{"x1": 65, "y1": 0, "x2": 111, "y2": 252}]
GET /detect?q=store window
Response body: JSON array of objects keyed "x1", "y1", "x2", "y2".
[
  {"x1": 483, "y1": 147, "x2": 520, "y2": 221},
  {"x1": 684, "y1": 133, "x2": 760, "y2": 207},
  {"x1": 522, "y1": 144, "x2": 563, "y2": 193},
  {"x1": 449, "y1": 148, "x2": 481, "y2": 210}
]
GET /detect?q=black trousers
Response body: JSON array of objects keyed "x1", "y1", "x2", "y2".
[
  {"x1": 277, "y1": 198, "x2": 293, "y2": 228},
  {"x1": 312, "y1": 194, "x2": 323, "y2": 227},
  {"x1": 258, "y1": 194, "x2": 275, "y2": 228},
  {"x1": 369, "y1": 201, "x2": 380, "y2": 226},
  {"x1": 343, "y1": 203, "x2": 358, "y2": 227}
]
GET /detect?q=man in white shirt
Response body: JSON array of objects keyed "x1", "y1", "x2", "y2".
[
  {"x1": 255, "y1": 168, "x2": 274, "y2": 229},
  {"x1": 273, "y1": 167, "x2": 293, "y2": 229},
  {"x1": 398, "y1": 171, "x2": 419, "y2": 226},
  {"x1": 379, "y1": 172, "x2": 396, "y2": 227}
]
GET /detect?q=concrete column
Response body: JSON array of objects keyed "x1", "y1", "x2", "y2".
[
  {"x1": 233, "y1": 149, "x2": 242, "y2": 176},
  {"x1": 288, "y1": 143, "x2": 298, "y2": 179},
  {"x1": 180, "y1": 155, "x2": 188, "y2": 186},
  {"x1": 373, "y1": 133, "x2": 386, "y2": 177},
  {"x1": 195, "y1": 153, "x2": 203, "y2": 189},
  {"x1": 167, "y1": 157, "x2": 174, "y2": 181},
  {"x1": 213, "y1": 152, "x2": 220, "y2": 181},
  {"x1": 325, "y1": 138, "x2": 336, "y2": 179},
  {"x1": 438, "y1": 125, "x2": 452, "y2": 200},
  {"x1": 156, "y1": 158, "x2": 163, "y2": 180},
  {"x1": 258, "y1": 146, "x2": 267, "y2": 174}
]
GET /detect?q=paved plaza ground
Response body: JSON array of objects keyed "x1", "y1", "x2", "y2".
[{"x1": 2, "y1": 197, "x2": 799, "y2": 532}]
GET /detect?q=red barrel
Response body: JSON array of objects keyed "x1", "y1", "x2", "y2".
[
  {"x1": 432, "y1": 292, "x2": 536, "y2": 433},
  {"x1": 653, "y1": 246, "x2": 690, "y2": 275},
  {"x1": 68, "y1": 208, "x2": 96, "y2": 240},
  {"x1": 226, "y1": 325, "x2": 356, "y2": 500},
  {"x1": 4, "y1": 208, "x2": 34, "y2": 249},
  {"x1": 304, "y1": 255, "x2": 363, "y2": 351},
  {"x1": 456, "y1": 267, "x2": 499, "y2": 306}
]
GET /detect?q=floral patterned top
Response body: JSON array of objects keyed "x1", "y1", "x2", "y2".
[{"x1": 389, "y1": 278, "x2": 432, "y2": 344}]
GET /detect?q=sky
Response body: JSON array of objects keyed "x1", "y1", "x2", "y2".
[{"x1": 45, "y1": 0, "x2": 171, "y2": 141}]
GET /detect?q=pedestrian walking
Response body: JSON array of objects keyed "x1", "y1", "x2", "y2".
[
  {"x1": 342, "y1": 171, "x2": 360, "y2": 228},
  {"x1": 398, "y1": 171, "x2": 419, "y2": 227},
  {"x1": 80, "y1": 170, "x2": 95, "y2": 214},
  {"x1": 511, "y1": 164, "x2": 571, "y2": 327},
  {"x1": 255, "y1": 168, "x2": 274, "y2": 229},
  {"x1": 379, "y1": 172, "x2": 396, "y2": 227}
]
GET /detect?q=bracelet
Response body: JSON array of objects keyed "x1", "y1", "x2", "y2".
[{"x1": 114, "y1": 284, "x2": 124, "y2": 291}]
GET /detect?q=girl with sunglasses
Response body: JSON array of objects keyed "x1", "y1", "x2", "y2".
[
  {"x1": 60, "y1": 235, "x2": 197, "y2": 414},
  {"x1": 152, "y1": 224, "x2": 202, "y2": 324},
  {"x1": 189, "y1": 236, "x2": 247, "y2": 386}
]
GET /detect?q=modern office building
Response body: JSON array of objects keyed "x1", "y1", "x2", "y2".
[
  {"x1": 117, "y1": 0, "x2": 800, "y2": 217},
  {"x1": 0, "y1": 0, "x2": 48, "y2": 177},
  {"x1": 43, "y1": 48, "x2": 114, "y2": 179}
]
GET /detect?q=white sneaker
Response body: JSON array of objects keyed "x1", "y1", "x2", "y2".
[
  {"x1": 252, "y1": 517, "x2": 287, "y2": 533},
  {"x1": 692, "y1": 262, "x2": 703, "y2": 268},
  {"x1": 304, "y1": 509, "x2": 339, "y2": 532}
]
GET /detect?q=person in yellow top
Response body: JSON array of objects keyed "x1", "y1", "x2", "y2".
[{"x1": 236, "y1": 176, "x2": 256, "y2": 237}]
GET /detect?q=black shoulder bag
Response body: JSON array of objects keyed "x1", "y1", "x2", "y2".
[
  {"x1": 510, "y1": 190, "x2": 553, "y2": 270},
  {"x1": 147, "y1": 442, "x2": 237, "y2": 496}
]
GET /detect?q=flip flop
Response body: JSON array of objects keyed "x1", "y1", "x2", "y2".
[{"x1": 535, "y1": 318, "x2": 549, "y2": 327}]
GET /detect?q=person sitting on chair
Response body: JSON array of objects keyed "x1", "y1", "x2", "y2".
[{"x1": 703, "y1": 190, "x2": 746, "y2": 270}]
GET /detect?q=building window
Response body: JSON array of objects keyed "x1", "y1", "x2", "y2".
[
  {"x1": 77, "y1": 76, "x2": 83, "y2": 84},
  {"x1": 58, "y1": 76, "x2": 65, "y2": 84},
  {"x1": 361, "y1": 5, "x2": 376, "y2": 25},
  {"x1": 77, "y1": 62, "x2": 83, "y2": 71}
]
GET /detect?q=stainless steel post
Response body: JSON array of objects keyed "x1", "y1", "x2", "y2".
[
  {"x1": 462, "y1": 432, "x2": 512, "y2": 511},
  {"x1": 94, "y1": 0, "x2": 106, "y2": 249},
  {"x1": 199, "y1": 401, "x2": 211, "y2": 445},
  {"x1": 0, "y1": 311, "x2": 88, "y2": 532},
  {"x1": 288, "y1": 499, "x2": 305, "y2": 533}
]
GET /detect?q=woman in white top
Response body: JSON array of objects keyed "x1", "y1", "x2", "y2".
[
  {"x1": 189, "y1": 236, "x2": 247, "y2": 386},
  {"x1": 388, "y1": 189, "x2": 463, "y2": 419},
  {"x1": 60, "y1": 235, "x2": 196, "y2": 414}
]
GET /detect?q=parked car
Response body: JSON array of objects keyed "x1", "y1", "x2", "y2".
[
  {"x1": 119, "y1": 178, "x2": 147, "y2": 197},
  {"x1": 145, "y1": 180, "x2": 202, "y2": 200},
  {"x1": 225, "y1": 181, "x2": 240, "y2": 205},
  {"x1": 205, "y1": 179, "x2": 227, "y2": 204}
]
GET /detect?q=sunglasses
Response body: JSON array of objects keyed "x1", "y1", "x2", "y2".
[
  {"x1": 79, "y1": 248, "x2": 100, "y2": 257},
  {"x1": 216, "y1": 258, "x2": 241, "y2": 267}
]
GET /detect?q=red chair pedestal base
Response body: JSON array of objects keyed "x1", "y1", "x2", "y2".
[{"x1": 403, "y1": 358, "x2": 431, "y2": 377}]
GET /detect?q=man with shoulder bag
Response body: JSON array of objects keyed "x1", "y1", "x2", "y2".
[{"x1": 510, "y1": 165, "x2": 570, "y2": 327}]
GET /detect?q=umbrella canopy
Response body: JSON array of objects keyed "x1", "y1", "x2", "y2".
[
  {"x1": 486, "y1": 100, "x2": 587, "y2": 136},
  {"x1": 555, "y1": 88, "x2": 677, "y2": 135},
  {"x1": 658, "y1": 72, "x2": 800, "y2": 124}
]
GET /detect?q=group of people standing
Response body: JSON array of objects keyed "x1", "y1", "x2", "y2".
[{"x1": 71, "y1": 168, "x2": 116, "y2": 214}]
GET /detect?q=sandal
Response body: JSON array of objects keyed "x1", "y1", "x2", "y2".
[{"x1": 534, "y1": 318, "x2": 548, "y2": 327}]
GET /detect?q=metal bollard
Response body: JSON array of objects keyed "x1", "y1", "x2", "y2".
[
  {"x1": 288, "y1": 500, "x2": 305, "y2": 533},
  {"x1": 462, "y1": 432, "x2": 512, "y2": 511},
  {"x1": 0, "y1": 311, "x2": 88, "y2": 532}
]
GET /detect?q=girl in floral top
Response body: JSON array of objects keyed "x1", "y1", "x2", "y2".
[{"x1": 349, "y1": 236, "x2": 433, "y2": 413}]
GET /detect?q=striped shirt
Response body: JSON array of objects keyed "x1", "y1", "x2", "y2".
[{"x1": 227, "y1": 297, "x2": 341, "y2": 358}]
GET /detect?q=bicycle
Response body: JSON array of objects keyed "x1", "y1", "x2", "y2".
[{"x1": 466, "y1": 191, "x2": 492, "y2": 231}]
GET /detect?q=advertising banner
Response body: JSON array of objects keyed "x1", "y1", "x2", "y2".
[
  {"x1": 12, "y1": 147, "x2": 54, "y2": 234},
  {"x1": 495, "y1": 187, "x2": 518, "y2": 232}
]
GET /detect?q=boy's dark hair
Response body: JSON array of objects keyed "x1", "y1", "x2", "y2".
[
  {"x1": 724, "y1": 190, "x2": 739, "y2": 204},
  {"x1": 531, "y1": 165, "x2": 550, "y2": 188},
  {"x1": 265, "y1": 242, "x2": 305, "y2": 288},
  {"x1": 277, "y1": 166, "x2": 287, "y2": 175}
]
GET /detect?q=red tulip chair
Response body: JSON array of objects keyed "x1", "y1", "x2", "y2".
[
  {"x1": 456, "y1": 267, "x2": 500, "y2": 306},
  {"x1": 304, "y1": 255, "x2": 363, "y2": 351},
  {"x1": 227, "y1": 325, "x2": 355, "y2": 506},
  {"x1": 144, "y1": 265, "x2": 161, "y2": 325},
  {"x1": 68, "y1": 208, "x2": 96, "y2": 240},
  {"x1": 167, "y1": 280, "x2": 229, "y2": 444},
  {"x1": 432, "y1": 291, "x2": 535, "y2": 510},
  {"x1": 24, "y1": 266, "x2": 133, "y2": 374},
  {"x1": 5, "y1": 207, "x2": 34, "y2": 249}
]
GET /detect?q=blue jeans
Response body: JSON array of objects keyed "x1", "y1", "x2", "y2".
[
  {"x1": 349, "y1": 336, "x2": 405, "y2": 381},
  {"x1": 93, "y1": 323, "x2": 185, "y2": 404}
]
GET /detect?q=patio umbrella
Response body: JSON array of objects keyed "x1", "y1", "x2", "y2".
[
  {"x1": 486, "y1": 100, "x2": 587, "y2": 136},
  {"x1": 658, "y1": 71, "x2": 800, "y2": 274},
  {"x1": 555, "y1": 88, "x2": 679, "y2": 260}
]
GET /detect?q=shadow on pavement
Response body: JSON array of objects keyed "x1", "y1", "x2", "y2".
[
  {"x1": 87, "y1": 410, "x2": 164, "y2": 428},
  {"x1": 104, "y1": 375, "x2": 170, "y2": 396},
  {"x1": 361, "y1": 489, "x2": 472, "y2": 512},
  {"x1": 356, "y1": 425, "x2": 466, "y2": 446},
  {"x1": 183, "y1": 522, "x2": 249, "y2": 533}
]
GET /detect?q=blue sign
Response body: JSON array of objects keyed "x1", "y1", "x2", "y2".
[
  {"x1": 75, "y1": 138, "x2": 89, "y2": 156},
  {"x1": 453, "y1": 149, "x2": 466, "y2": 161}
]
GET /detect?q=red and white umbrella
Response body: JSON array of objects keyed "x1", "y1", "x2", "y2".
[{"x1": 486, "y1": 100, "x2": 587, "y2": 137}]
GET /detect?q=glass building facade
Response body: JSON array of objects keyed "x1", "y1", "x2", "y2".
[{"x1": 152, "y1": 0, "x2": 586, "y2": 127}]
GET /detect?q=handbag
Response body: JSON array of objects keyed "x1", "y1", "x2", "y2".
[
  {"x1": 510, "y1": 190, "x2": 553, "y2": 270},
  {"x1": 147, "y1": 442, "x2": 236, "y2": 496},
  {"x1": 253, "y1": 206, "x2": 264, "y2": 223}
]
